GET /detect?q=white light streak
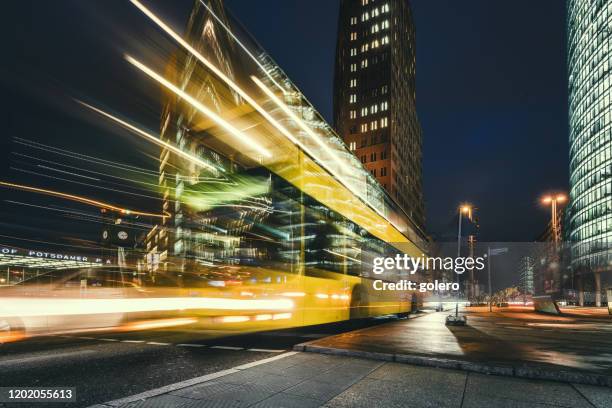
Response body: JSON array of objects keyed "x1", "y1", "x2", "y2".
[
  {"x1": 124, "y1": 55, "x2": 271, "y2": 159},
  {"x1": 77, "y1": 100, "x2": 219, "y2": 172}
]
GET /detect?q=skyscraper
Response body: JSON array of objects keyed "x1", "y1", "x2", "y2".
[
  {"x1": 567, "y1": 0, "x2": 612, "y2": 306},
  {"x1": 334, "y1": 0, "x2": 425, "y2": 232}
]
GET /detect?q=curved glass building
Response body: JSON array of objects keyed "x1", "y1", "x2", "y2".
[{"x1": 568, "y1": 0, "x2": 612, "y2": 305}]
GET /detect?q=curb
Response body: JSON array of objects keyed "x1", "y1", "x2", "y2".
[
  {"x1": 293, "y1": 344, "x2": 612, "y2": 387},
  {"x1": 90, "y1": 351, "x2": 299, "y2": 408}
]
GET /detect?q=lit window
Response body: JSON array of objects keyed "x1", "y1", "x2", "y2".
[
  {"x1": 350, "y1": 78, "x2": 357, "y2": 88},
  {"x1": 382, "y1": 36, "x2": 389, "y2": 45},
  {"x1": 381, "y1": 85, "x2": 388, "y2": 94},
  {"x1": 350, "y1": 16, "x2": 357, "y2": 25},
  {"x1": 361, "y1": 123, "x2": 368, "y2": 133},
  {"x1": 361, "y1": 59, "x2": 368, "y2": 68},
  {"x1": 361, "y1": 107, "x2": 369, "y2": 117},
  {"x1": 361, "y1": 0, "x2": 368, "y2": 5},
  {"x1": 349, "y1": 94, "x2": 357, "y2": 104},
  {"x1": 381, "y1": 101, "x2": 388, "y2": 111},
  {"x1": 381, "y1": 117, "x2": 388, "y2": 128},
  {"x1": 361, "y1": 43, "x2": 369, "y2": 52},
  {"x1": 372, "y1": 39, "x2": 379, "y2": 48},
  {"x1": 382, "y1": 4, "x2": 390, "y2": 13},
  {"x1": 349, "y1": 141, "x2": 356, "y2": 151},
  {"x1": 382, "y1": 20, "x2": 390, "y2": 29},
  {"x1": 371, "y1": 24, "x2": 379, "y2": 34},
  {"x1": 350, "y1": 32, "x2": 357, "y2": 41},
  {"x1": 349, "y1": 110, "x2": 357, "y2": 119},
  {"x1": 373, "y1": 7, "x2": 379, "y2": 17},
  {"x1": 371, "y1": 120, "x2": 378, "y2": 130},
  {"x1": 350, "y1": 63, "x2": 357, "y2": 72},
  {"x1": 371, "y1": 104, "x2": 378, "y2": 114},
  {"x1": 350, "y1": 48, "x2": 357, "y2": 56},
  {"x1": 362, "y1": 11, "x2": 369, "y2": 22}
]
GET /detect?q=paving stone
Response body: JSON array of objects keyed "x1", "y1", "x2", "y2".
[
  {"x1": 465, "y1": 373, "x2": 592, "y2": 408},
  {"x1": 169, "y1": 381, "x2": 238, "y2": 399},
  {"x1": 461, "y1": 393, "x2": 567, "y2": 408},
  {"x1": 573, "y1": 383, "x2": 612, "y2": 408},
  {"x1": 201, "y1": 384, "x2": 274, "y2": 407},
  {"x1": 251, "y1": 392, "x2": 324, "y2": 408},
  {"x1": 121, "y1": 394, "x2": 195, "y2": 408},
  {"x1": 284, "y1": 379, "x2": 351, "y2": 401},
  {"x1": 245, "y1": 373, "x2": 306, "y2": 393},
  {"x1": 333, "y1": 376, "x2": 463, "y2": 408}
]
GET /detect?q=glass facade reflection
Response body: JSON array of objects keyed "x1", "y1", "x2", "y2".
[{"x1": 568, "y1": 0, "x2": 612, "y2": 305}]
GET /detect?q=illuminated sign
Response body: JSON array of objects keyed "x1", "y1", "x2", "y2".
[{"x1": 0, "y1": 246, "x2": 104, "y2": 264}]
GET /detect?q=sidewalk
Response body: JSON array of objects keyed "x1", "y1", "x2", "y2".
[
  {"x1": 295, "y1": 308, "x2": 612, "y2": 386},
  {"x1": 92, "y1": 351, "x2": 612, "y2": 408}
]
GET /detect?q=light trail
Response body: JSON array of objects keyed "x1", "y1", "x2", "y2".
[
  {"x1": 15, "y1": 152, "x2": 226, "y2": 188},
  {"x1": 123, "y1": 55, "x2": 271, "y2": 159},
  {"x1": 251, "y1": 76, "x2": 400, "y2": 231},
  {"x1": 128, "y1": 0, "x2": 318, "y2": 169},
  {"x1": 0, "y1": 297, "x2": 294, "y2": 317},
  {"x1": 0, "y1": 181, "x2": 167, "y2": 218},
  {"x1": 196, "y1": 0, "x2": 286, "y2": 92},
  {"x1": 76, "y1": 101, "x2": 221, "y2": 172},
  {"x1": 37, "y1": 165, "x2": 101, "y2": 181},
  {"x1": 14, "y1": 138, "x2": 160, "y2": 177},
  {"x1": 11, "y1": 167, "x2": 164, "y2": 202}
]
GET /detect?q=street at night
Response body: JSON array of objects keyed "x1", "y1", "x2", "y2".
[{"x1": 3, "y1": 0, "x2": 612, "y2": 407}]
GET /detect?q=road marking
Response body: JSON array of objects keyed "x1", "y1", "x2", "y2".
[
  {"x1": 99, "y1": 338, "x2": 119, "y2": 342},
  {"x1": 0, "y1": 350, "x2": 96, "y2": 368},
  {"x1": 121, "y1": 340, "x2": 145, "y2": 343},
  {"x1": 248, "y1": 348, "x2": 286, "y2": 353},
  {"x1": 147, "y1": 342, "x2": 171, "y2": 346},
  {"x1": 177, "y1": 343, "x2": 206, "y2": 347},
  {"x1": 76, "y1": 336, "x2": 96, "y2": 340},
  {"x1": 233, "y1": 351, "x2": 298, "y2": 369},
  {"x1": 95, "y1": 351, "x2": 299, "y2": 408},
  {"x1": 210, "y1": 345, "x2": 243, "y2": 350}
]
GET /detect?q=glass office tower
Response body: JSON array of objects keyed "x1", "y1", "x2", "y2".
[{"x1": 567, "y1": 0, "x2": 612, "y2": 306}]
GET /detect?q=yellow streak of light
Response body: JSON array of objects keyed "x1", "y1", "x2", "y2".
[
  {"x1": 121, "y1": 317, "x2": 198, "y2": 331},
  {"x1": 129, "y1": 0, "x2": 301, "y2": 153},
  {"x1": 220, "y1": 316, "x2": 250, "y2": 323},
  {"x1": 0, "y1": 297, "x2": 294, "y2": 318},
  {"x1": 124, "y1": 55, "x2": 271, "y2": 159},
  {"x1": 0, "y1": 181, "x2": 167, "y2": 218},
  {"x1": 77, "y1": 101, "x2": 218, "y2": 172}
]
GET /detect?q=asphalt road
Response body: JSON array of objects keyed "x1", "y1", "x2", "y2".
[{"x1": 0, "y1": 318, "x2": 393, "y2": 407}]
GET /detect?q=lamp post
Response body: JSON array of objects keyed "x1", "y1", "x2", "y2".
[
  {"x1": 455, "y1": 204, "x2": 471, "y2": 316},
  {"x1": 541, "y1": 194, "x2": 566, "y2": 244},
  {"x1": 457, "y1": 205, "x2": 471, "y2": 259}
]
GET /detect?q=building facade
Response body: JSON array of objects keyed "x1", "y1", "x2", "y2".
[
  {"x1": 334, "y1": 0, "x2": 425, "y2": 233},
  {"x1": 567, "y1": 0, "x2": 612, "y2": 306}
]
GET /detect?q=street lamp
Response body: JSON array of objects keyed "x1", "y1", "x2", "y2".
[
  {"x1": 453, "y1": 204, "x2": 472, "y2": 319},
  {"x1": 457, "y1": 204, "x2": 471, "y2": 259},
  {"x1": 541, "y1": 194, "x2": 567, "y2": 244}
]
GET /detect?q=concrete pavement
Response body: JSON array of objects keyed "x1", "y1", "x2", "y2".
[
  {"x1": 91, "y1": 351, "x2": 612, "y2": 408},
  {"x1": 296, "y1": 308, "x2": 612, "y2": 386}
]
